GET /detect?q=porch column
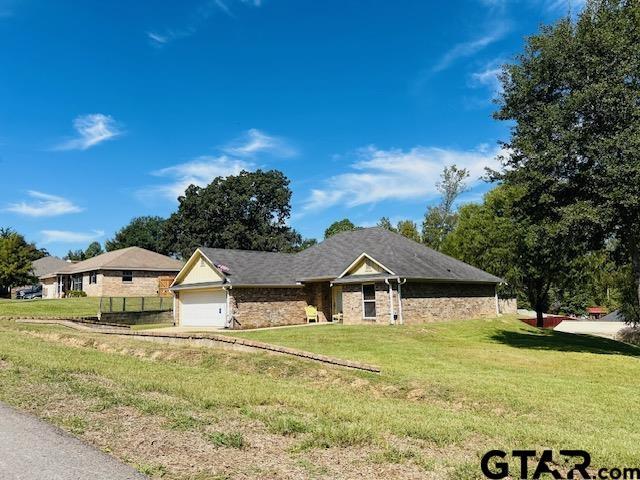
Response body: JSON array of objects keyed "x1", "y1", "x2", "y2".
[{"x1": 387, "y1": 280, "x2": 394, "y2": 325}]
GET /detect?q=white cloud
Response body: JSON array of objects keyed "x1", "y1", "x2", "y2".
[
  {"x1": 41, "y1": 229, "x2": 105, "y2": 244},
  {"x1": 143, "y1": 155, "x2": 253, "y2": 200},
  {"x1": 302, "y1": 145, "x2": 503, "y2": 213},
  {"x1": 147, "y1": 0, "x2": 262, "y2": 47},
  {"x1": 471, "y1": 61, "x2": 504, "y2": 96},
  {"x1": 4, "y1": 191, "x2": 83, "y2": 217},
  {"x1": 432, "y1": 24, "x2": 508, "y2": 72},
  {"x1": 146, "y1": 31, "x2": 168, "y2": 45},
  {"x1": 54, "y1": 114, "x2": 122, "y2": 151},
  {"x1": 543, "y1": 0, "x2": 586, "y2": 13},
  {"x1": 223, "y1": 129, "x2": 296, "y2": 158}
]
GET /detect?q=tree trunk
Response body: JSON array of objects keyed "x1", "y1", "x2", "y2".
[
  {"x1": 630, "y1": 241, "x2": 640, "y2": 319},
  {"x1": 536, "y1": 307, "x2": 544, "y2": 328}
]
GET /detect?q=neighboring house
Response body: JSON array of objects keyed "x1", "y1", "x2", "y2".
[
  {"x1": 40, "y1": 247, "x2": 184, "y2": 298},
  {"x1": 171, "y1": 227, "x2": 512, "y2": 329},
  {"x1": 587, "y1": 306, "x2": 608, "y2": 320},
  {"x1": 11, "y1": 256, "x2": 69, "y2": 298}
]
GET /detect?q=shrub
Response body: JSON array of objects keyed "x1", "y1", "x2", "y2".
[
  {"x1": 66, "y1": 290, "x2": 87, "y2": 298},
  {"x1": 617, "y1": 326, "x2": 640, "y2": 346}
]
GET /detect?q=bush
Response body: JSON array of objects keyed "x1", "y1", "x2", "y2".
[
  {"x1": 617, "y1": 327, "x2": 640, "y2": 346},
  {"x1": 66, "y1": 290, "x2": 87, "y2": 298}
]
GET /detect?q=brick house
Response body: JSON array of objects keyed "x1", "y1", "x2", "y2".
[
  {"x1": 40, "y1": 247, "x2": 184, "y2": 298},
  {"x1": 11, "y1": 256, "x2": 69, "y2": 298},
  {"x1": 171, "y1": 227, "x2": 513, "y2": 329}
]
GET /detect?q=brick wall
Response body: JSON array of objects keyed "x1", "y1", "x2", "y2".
[
  {"x1": 99, "y1": 310, "x2": 174, "y2": 325},
  {"x1": 498, "y1": 297, "x2": 517, "y2": 314},
  {"x1": 83, "y1": 272, "x2": 102, "y2": 297},
  {"x1": 342, "y1": 282, "x2": 399, "y2": 325},
  {"x1": 42, "y1": 277, "x2": 57, "y2": 299},
  {"x1": 230, "y1": 287, "x2": 308, "y2": 329},
  {"x1": 99, "y1": 270, "x2": 177, "y2": 297},
  {"x1": 400, "y1": 282, "x2": 497, "y2": 324},
  {"x1": 342, "y1": 281, "x2": 496, "y2": 325}
]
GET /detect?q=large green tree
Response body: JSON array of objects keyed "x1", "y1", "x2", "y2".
[
  {"x1": 495, "y1": 0, "x2": 640, "y2": 322},
  {"x1": 84, "y1": 241, "x2": 104, "y2": 258},
  {"x1": 396, "y1": 220, "x2": 421, "y2": 242},
  {"x1": 64, "y1": 241, "x2": 104, "y2": 261},
  {"x1": 0, "y1": 228, "x2": 43, "y2": 296},
  {"x1": 376, "y1": 217, "x2": 395, "y2": 232},
  {"x1": 106, "y1": 216, "x2": 169, "y2": 254},
  {"x1": 442, "y1": 186, "x2": 523, "y2": 303},
  {"x1": 422, "y1": 165, "x2": 469, "y2": 250},
  {"x1": 442, "y1": 185, "x2": 590, "y2": 324},
  {"x1": 161, "y1": 170, "x2": 301, "y2": 259},
  {"x1": 324, "y1": 219, "x2": 358, "y2": 239}
]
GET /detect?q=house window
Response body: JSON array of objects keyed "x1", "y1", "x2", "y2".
[
  {"x1": 122, "y1": 271, "x2": 133, "y2": 283},
  {"x1": 362, "y1": 284, "x2": 376, "y2": 319},
  {"x1": 71, "y1": 274, "x2": 83, "y2": 291},
  {"x1": 89, "y1": 271, "x2": 97, "y2": 284}
]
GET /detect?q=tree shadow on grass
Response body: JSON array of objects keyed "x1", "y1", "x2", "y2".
[{"x1": 491, "y1": 329, "x2": 640, "y2": 358}]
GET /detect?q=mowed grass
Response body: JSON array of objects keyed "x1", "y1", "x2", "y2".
[
  {"x1": 0, "y1": 297, "x2": 101, "y2": 317},
  {"x1": 0, "y1": 317, "x2": 639, "y2": 478},
  {"x1": 229, "y1": 318, "x2": 640, "y2": 465}
]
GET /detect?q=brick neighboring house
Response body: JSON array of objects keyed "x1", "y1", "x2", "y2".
[
  {"x1": 170, "y1": 227, "x2": 514, "y2": 329},
  {"x1": 11, "y1": 256, "x2": 69, "y2": 298},
  {"x1": 40, "y1": 247, "x2": 184, "y2": 298}
]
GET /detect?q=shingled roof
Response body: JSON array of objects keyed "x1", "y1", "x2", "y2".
[
  {"x1": 199, "y1": 248, "x2": 296, "y2": 286},
  {"x1": 198, "y1": 227, "x2": 502, "y2": 286},
  {"x1": 31, "y1": 256, "x2": 69, "y2": 278},
  {"x1": 40, "y1": 247, "x2": 184, "y2": 279}
]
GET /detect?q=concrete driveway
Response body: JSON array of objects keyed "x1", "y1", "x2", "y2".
[
  {"x1": 0, "y1": 402, "x2": 146, "y2": 480},
  {"x1": 554, "y1": 320, "x2": 626, "y2": 340}
]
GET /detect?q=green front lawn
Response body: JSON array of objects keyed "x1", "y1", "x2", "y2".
[
  {"x1": 0, "y1": 297, "x2": 101, "y2": 317},
  {"x1": 0, "y1": 317, "x2": 639, "y2": 479}
]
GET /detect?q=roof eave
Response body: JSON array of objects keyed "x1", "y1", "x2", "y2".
[{"x1": 170, "y1": 281, "x2": 226, "y2": 291}]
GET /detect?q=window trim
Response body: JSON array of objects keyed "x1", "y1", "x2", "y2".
[
  {"x1": 361, "y1": 283, "x2": 377, "y2": 320},
  {"x1": 122, "y1": 270, "x2": 133, "y2": 283},
  {"x1": 89, "y1": 271, "x2": 97, "y2": 284}
]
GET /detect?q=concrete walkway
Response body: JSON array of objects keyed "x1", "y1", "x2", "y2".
[
  {"x1": 554, "y1": 320, "x2": 626, "y2": 340},
  {"x1": 0, "y1": 403, "x2": 146, "y2": 480},
  {"x1": 145, "y1": 321, "x2": 336, "y2": 334}
]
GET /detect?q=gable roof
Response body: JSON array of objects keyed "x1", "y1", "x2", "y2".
[
  {"x1": 336, "y1": 252, "x2": 395, "y2": 278},
  {"x1": 40, "y1": 247, "x2": 184, "y2": 279},
  {"x1": 296, "y1": 228, "x2": 501, "y2": 283},
  {"x1": 195, "y1": 227, "x2": 502, "y2": 286}
]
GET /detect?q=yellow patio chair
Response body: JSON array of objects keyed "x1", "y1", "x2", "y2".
[{"x1": 305, "y1": 305, "x2": 318, "y2": 323}]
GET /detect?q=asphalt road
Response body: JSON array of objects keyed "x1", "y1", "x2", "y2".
[{"x1": 0, "y1": 403, "x2": 147, "y2": 480}]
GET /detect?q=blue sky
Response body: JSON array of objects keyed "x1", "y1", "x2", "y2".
[{"x1": 0, "y1": 0, "x2": 582, "y2": 256}]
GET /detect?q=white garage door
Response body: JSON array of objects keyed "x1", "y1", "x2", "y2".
[{"x1": 180, "y1": 289, "x2": 227, "y2": 327}]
